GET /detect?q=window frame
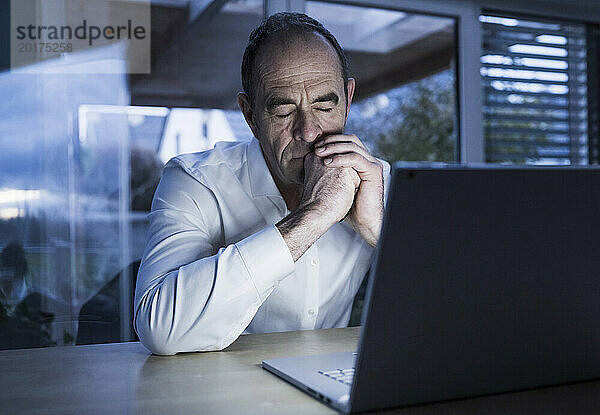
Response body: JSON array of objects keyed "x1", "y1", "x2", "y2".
[{"x1": 480, "y1": 10, "x2": 591, "y2": 164}]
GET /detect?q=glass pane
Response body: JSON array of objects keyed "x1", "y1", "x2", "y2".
[
  {"x1": 0, "y1": 59, "x2": 130, "y2": 349},
  {"x1": 1, "y1": 0, "x2": 258, "y2": 350},
  {"x1": 480, "y1": 13, "x2": 589, "y2": 165},
  {"x1": 307, "y1": 1, "x2": 458, "y2": 163}
]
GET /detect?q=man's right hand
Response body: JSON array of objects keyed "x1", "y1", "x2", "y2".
[
  {"x1": 276, "y1": 151, "x2": 359, "y2": 261},
  {"x1": 299, "y1": 151, "x2": 360, "y2": 224}
]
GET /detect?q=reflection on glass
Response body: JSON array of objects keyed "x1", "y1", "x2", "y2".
[
  {"x1": 0, "y1": 242, "x2": 56, "y2": 349},
  {"x1": 2, "y1": 0, "x2": 262, "y2": 349},
  {"x1": 0, "y1": 43, "x2": 130, "y2": 349}
]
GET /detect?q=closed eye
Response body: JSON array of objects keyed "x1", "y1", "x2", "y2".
[
  {"x1": 316, "y1": 108, "x2": 333, "y2": 113},
  {"x1": 276, "y1": 112, "x2": 294, "y2": 119}
]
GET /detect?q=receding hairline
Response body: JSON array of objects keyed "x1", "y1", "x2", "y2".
[{"x1": 250, "y1": 30, "x2": 346, "y2": 100}]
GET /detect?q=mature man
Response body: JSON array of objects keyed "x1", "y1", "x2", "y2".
[{"x1": 134, "y1": 12, "x2": 389, "y2": 355}]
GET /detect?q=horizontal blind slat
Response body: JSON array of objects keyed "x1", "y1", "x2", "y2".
[{"x1": 481, "y1": 13, "x2": 589, "y2": 164}]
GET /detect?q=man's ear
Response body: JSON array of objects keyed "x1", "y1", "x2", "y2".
[
  {"x1": 238, "y1": 92, "x2": 259, "y2": 138},
  {"x1": 345, "y1": 78, "x2": 356, "y2": 121}
]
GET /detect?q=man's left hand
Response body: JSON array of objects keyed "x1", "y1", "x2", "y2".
[{"x1": 314, "y1": 134, "x2": 384, "y2": 247}]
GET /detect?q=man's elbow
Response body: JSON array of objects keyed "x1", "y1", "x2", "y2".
[
  {"x1": 135, "y1": 313, "x2": 179, "y2": 355},
  {"x1": 134, "y1": 306, "x2": 231, "y2": 355},
  {"x1": 133, "y1": 277, "x2": 187, "y2": 355}
]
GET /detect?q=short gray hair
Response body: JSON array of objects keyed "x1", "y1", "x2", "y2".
[{"x1": 241, "y1": 12, "x2": 349, "y2": 104}]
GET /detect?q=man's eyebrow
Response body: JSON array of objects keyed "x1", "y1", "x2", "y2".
[
  {"x1": 312, "y1": 92, "x2": 339, "y2": 105},
  {"x1": 266, "y1": 96, "x2": 295, "y2": 111}
]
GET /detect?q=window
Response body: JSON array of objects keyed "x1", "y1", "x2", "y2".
[
  {"x1": 307, "y1": 1, "x2": 458, "y2": 163},
  {"x1": 481, "y1": 13, "x2": 590, "y2": 164},
  {"x1": 0, "y1": 58, "x2": 131, "y2": 349},
  {"x1": 2, "y1": 0, "x2": 597, "y2": 350},
  {"x1": 0, "y1": 0, "x2": 259, "y2": 349}
]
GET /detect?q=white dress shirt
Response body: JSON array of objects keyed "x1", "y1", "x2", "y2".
[{"x1": 134, "y1": 139, "x2": 388, "y2": 355}]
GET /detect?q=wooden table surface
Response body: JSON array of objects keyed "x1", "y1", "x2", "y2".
[{"x1": 2, "y1": 327, "x2": 600, "y2": 414}]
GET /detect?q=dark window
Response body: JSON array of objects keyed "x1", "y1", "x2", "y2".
[{"x1": 481, "y1": 13, "x2": 589, "y2": 165}]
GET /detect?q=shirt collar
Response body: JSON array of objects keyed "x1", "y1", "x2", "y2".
[{"x1": 247, "y1": 138, "x2": 284, "y2": 199}]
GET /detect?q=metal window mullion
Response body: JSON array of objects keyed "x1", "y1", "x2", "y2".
[{"x1": 459, "y1": 5, "x2": 485, "y2": 162}]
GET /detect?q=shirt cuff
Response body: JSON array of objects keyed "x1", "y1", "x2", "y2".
[{"x1": 235, "y1": 225, "x2": 295, "y2": 299}]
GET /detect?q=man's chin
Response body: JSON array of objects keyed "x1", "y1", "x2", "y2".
[
  {"x1": 285, "y1": 159, "x2": 305, "y2": 184},
  {"x1": 286, "y1": 172, "x2": 304, "y2": 186}
]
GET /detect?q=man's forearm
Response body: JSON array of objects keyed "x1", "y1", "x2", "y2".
[
  {"x1": 276, "y1": 205, "x2": 333, "y2": 262},
  {"x1": 348, "y1": 219, "x2": 381, "y2": 248}
]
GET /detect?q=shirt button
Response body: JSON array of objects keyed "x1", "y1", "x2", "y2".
[
  {"x1": 310, "y1": 259, "x2": 318, "y2": 266},
  {"x1": 308, "y1": 309, "x2": 315, "y2": 315}
]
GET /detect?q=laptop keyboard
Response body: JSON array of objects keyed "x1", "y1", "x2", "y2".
[{"x1": 318, "y1": 368, "x2": 355, "y2": 385}]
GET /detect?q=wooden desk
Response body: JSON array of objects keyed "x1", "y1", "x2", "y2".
[{"x1": 1, "y1": 327, "x2": 600, "y2": 414}]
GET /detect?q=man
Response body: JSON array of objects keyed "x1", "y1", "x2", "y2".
[{"x1": 134, "y1": 12, "x2": 389, "y2": 355}]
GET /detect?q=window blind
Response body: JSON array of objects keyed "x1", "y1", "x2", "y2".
[{"x1": 480, "y1": 13, "x2": 589, "y2": 164}]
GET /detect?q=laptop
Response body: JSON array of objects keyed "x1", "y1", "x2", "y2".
[{"x1": 262, "y1": 164, "x2": 600, "y2": 413}]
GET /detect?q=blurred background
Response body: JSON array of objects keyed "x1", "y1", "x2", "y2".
[{"x1": 0, "y1": 0, "x2": 598, "y2": 349}]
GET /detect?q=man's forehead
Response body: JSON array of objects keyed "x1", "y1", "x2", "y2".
[
  {"x1": 261, "y1": 66, "x2": 341, "y2": 92},
  {"x1": 252, "y1": 32, "x2": 344, "y2": 95}
]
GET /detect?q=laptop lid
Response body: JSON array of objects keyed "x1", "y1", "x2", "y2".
[{"x1": 349, "y1": 165, "x2": 600, "y2": 412}]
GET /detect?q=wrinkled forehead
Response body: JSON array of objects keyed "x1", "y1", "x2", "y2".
[{"x1": 252, "y1": 31, "x2": 344, "y2": 100}]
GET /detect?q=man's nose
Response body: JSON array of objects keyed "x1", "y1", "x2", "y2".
[{"x1": 293, "y1": 109, "x2": 322, "y2": 143}]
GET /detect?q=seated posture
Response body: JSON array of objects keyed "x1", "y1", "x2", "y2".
[{"x1": 134, "y1": 12, "x2": 389, "y2": 355}]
